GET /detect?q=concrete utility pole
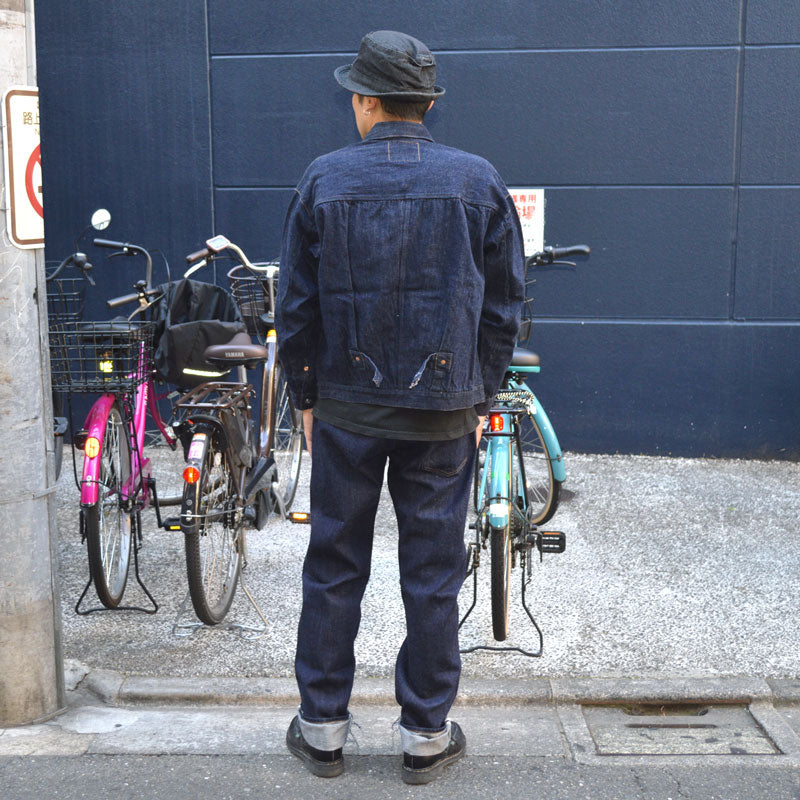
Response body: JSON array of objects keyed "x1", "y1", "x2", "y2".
[{"x1": 0, "y1": 0, "x2": 64, "y2": 725}]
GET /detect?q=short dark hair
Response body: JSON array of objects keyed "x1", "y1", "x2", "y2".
[{"x1": 378, "y1": 97, "x2": 430, "y2": 122}]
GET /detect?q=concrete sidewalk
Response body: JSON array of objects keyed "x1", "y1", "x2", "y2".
[{"x1": 53, "y1": 450, "x2": 800, "y2": 686}]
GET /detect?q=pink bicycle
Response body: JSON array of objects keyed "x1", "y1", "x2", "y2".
[{"x1": 50, "y1": 236, "x2": 176, "y2": 612}]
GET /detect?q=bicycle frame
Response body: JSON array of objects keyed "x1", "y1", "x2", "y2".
[{"x1": 80, "y1": 355, "x2": 174, "y2": 508}]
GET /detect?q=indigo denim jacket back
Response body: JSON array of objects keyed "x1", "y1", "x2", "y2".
[{"x1": 276, "y1": 121, "x2": 525, "y2": 413}]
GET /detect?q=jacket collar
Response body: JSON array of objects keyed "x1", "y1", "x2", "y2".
[{"x1": 362, "y1": 121, "x2": 434, "y2": 143}]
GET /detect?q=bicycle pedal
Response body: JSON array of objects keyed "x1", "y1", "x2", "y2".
[
  {"x1": 54, "y1": 416, "x2": 69, "y2": 436},
  {"x1": 288, "y1": 511, "x2": 311, "y2": 524},
  {"x1": 161, "y1": 516, "x2": 182, "y2": 531},
  {"x1": 537, "y1": 530, "x2": 566, "y2": 553}
]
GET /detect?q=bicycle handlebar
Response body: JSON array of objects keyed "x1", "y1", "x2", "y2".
[
  {"x1": 525, "y1": 244, "x2": 590, "y2": 269},
  {"x1": 46, "y1": 252, "x2": 95, "y2": 285},
  {"x1": 183, "y1": 234, "x2": 278, "y2": 278},
  {"x1": 93, "y1": 237, "x2": 154, "y2": 293}
]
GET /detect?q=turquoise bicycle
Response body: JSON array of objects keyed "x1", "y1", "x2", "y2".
[{"x1": 461, "y1": 244, "x2": 590, "y2": 656}]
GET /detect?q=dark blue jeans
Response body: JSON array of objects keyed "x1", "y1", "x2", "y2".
[{"x1": 295, "y1": 418, "x2": 475, "y2": 733}]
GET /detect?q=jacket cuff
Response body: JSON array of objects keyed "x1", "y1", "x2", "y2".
[
  {"x1": 474, "y1": 400, "x2": 492, "y2": 416},
  {"x1": 288, "y1": 381, "x2": 316, "y2": 411}
]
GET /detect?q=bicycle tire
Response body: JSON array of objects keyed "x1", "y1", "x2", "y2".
[
  {"x1": 182, "y1": 432, "x2": 242, "y2": 624},
  {"x1": 85, "y1": 401, "x2": 133, "y2": 608},
  {"x1": 518, "y1": 409, "x2": 561, "y2": 525},
  {"x1": 490, "y1": 523, "x2": 511, "y2": 641},
  {"x1": 269, "y1": 364, "x2": 303, "y2": 511},
  {"x1": 472, "y1": 440, "x2": 487, "y2": 512}
]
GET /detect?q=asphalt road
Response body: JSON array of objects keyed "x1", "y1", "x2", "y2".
[{"x1": 4, "y1": 755, "x2": 800, "y2": 800}]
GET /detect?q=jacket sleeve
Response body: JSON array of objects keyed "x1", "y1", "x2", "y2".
[
  {"x1": 475, "y1": 196, "x2": 526, "y2": 415},
  {"x1": 275, "y1": 189, "x2": 321, "y2": 410}
]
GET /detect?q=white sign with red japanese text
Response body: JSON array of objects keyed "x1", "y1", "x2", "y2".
[
  {"x1": 2, "y1": 86, "x2": 44, "y2": 248},
  {"x1": 510, "y1": 188, "x2": 544, "y2": 257}
]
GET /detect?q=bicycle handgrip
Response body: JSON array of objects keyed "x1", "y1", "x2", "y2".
[
  {"x1": 550, "y1": 244, "x2": 590, "y2": 258},
  {"x1": 186, "y1": 247, "x2": 211, "y2": 264},
  {"x1": 93, "y1": 238, "x2": 129, "y2": 250},
  {"x1": 106, "y1": 291, "x2": 139, "y2": 308},
  {"x1": 106, "y1": 287, "x2": 162, "y2": 308}
]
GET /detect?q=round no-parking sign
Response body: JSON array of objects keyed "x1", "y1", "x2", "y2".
[{"x1": 2, "y1": 87, "x2": 44, "y2": 249}]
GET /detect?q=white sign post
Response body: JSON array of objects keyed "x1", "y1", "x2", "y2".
[
  {"x1": 510, "y1": 187, "x2": 545, "y2": 257},
  {"x1": 2, "y1": 86, "x2": 43, "y2": 249}
]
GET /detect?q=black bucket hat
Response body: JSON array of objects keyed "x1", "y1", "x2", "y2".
[{"x1": 334, "y1": 30, "x2": 445, "y2": 101}]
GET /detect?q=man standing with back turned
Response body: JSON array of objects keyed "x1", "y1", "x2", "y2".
[{"x1": 276, "y1": 30, "x2": 525, "y2": 785}]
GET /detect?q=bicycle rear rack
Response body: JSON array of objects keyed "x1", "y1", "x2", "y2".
[{"x1": 176, "y1": 381, "x2": 253, "y2": 412}]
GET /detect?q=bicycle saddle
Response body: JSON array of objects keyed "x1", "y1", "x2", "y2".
[
  {"x1": 203, "y1": 331, "x2": 269, "y2": 369},
  {"x1": 510, "y1": 347, "x2": 540, "y2": 367}
]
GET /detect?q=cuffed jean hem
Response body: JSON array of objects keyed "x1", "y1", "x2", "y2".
[
  {"x1": 298, "y1": 708, "x2": 351, "y2": 751},
  {"x1": 399, "y1": 720, "x2": 451, "y2": 756}
]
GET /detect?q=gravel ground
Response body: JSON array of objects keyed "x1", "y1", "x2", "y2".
[{"x1": 54, "y1": 443, "x2": 800, "y2": 680}]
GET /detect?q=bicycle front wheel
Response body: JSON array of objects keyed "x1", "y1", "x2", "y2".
[
  {"x1": 518, "y1": 409, "x2": 561, "y2": 525},
  {"x1": 490, "y1": 522, "x2": 512, "y2": 641},
  {"x1": 182, "y1": 433, "x2": 242, "y2": 625},
  {"x1": 85, "y1": 401, "x2": 133, "y2": 608},
  {"x1": 270, "y1": 365, "x2": 303, "y2": 511}
]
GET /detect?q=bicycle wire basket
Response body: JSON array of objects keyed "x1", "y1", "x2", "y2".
[
  {"x1": 49, "y1": 320, "x2": 156, "y2": 394},
  {"x1": 227, "y1": 262, "x2": 278, "y2": 340},
  {"x1": 46, "y1": 277, "x2": 87, "y2": 327}
]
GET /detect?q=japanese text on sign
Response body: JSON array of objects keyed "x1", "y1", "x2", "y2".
[{"x1": 510, "y1": 188, "x2": 545, "y2": 257}]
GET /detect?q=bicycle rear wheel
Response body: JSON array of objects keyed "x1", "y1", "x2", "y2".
[
  {"x1": 490, "y1": 522, "x2": 511, "y2": 641},
  {"x1": 182, "y1": 433, "x2": 242, "y2": 624},
  {"x1": 85, "y1": 401, "x2": 133, "y2": 608},
  {"x1": 269, "y1": 364, "x2": 302, "y2": 511},
  {"x1": 518, "y1": 409, "x2": 561, "y2": 525}
]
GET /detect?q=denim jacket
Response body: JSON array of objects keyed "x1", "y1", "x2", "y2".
[{"x1": 276, "y1": 121, "x2": 525, "y2": 414}]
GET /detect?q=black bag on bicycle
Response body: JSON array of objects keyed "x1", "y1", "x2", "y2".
[{"x1": 151, "y1": 278, "x2": 247, "y2": 388}]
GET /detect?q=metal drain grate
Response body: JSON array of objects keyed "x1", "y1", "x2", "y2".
[{"x1": 581, "y1": 704, "x2": 780, "y2": 756}]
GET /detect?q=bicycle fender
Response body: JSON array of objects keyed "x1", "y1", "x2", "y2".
[
  {"x1": 79, "y1": 394, "x2": 119, "y2": 506},
  {"x1": 487, "y1": 433, "x2": 511, "y2": 528},
  {"x1": 529, "y1": 396, "x2": 566, "y2": 482},
  {"x1": 181, "y1": 429, "x2": 211, "y2": 534}
]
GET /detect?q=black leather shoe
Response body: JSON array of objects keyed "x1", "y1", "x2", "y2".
[
  {"x1": 285, "y1": 715, "x2": 344, "y2": 778},
  {"x1": 401, "y1": 721, "x2": 466, "y2": 785}
]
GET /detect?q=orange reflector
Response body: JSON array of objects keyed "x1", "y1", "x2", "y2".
[
  {"x1": 183, "y1": 466, "x2": 200, "y2": 484},
  {"x1": 489, "y1": 414, "x2": 504, "y2": 432},
  {"x1": 84, "y1": 437, "x2": 100, "y2": 459},
  {"x1": 289, "y1": 512, "x2": 311, "y2": 524}
]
